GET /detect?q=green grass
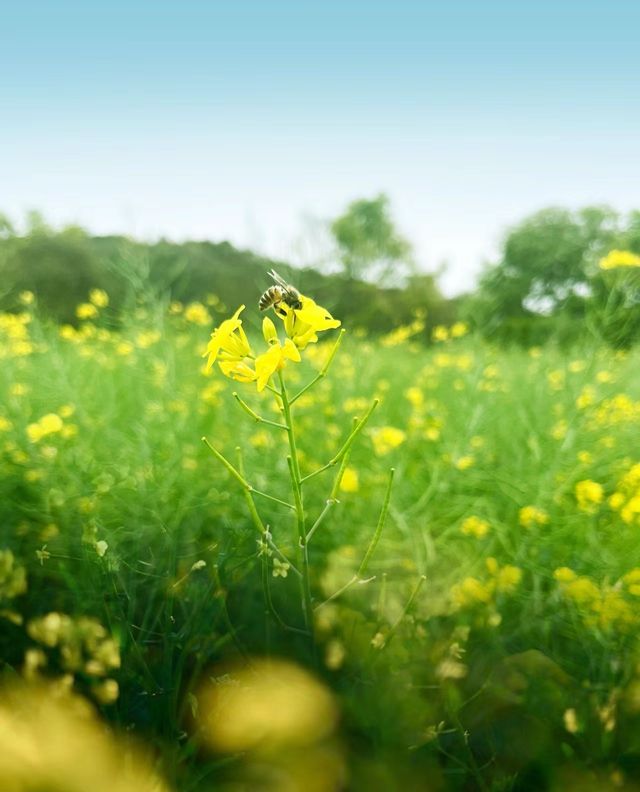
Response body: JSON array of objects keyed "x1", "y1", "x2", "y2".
[{"x1": 2, "y1": 303, "x2": 640, "y2": 791}]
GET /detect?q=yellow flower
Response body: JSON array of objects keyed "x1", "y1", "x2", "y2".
[
  {"x1": 371, "y1": 426, "x2": 406, "y2": 456},
  {"x1": 554, "y1": 567, "x2": 576, "y2": 583},
  {"x1": 451, "y1": 576, "x2": 492, "y2": 607},
  {"x1": 432, "y1": 325, "x2": 449, "y2": 342},
  {"x1": 496, "y1": 565, "x2": 522, "y2": 592},
  {"x1": 563, "y1": 577, "x2": 600, "y2": 606},
  {"x1": 460, "y1": 516, "x2": 490, "y2": 539},
  {"x1": 27, "y1": 414, "x2": 64, "y2": 443},
  {"x1": 278, "y1": 296, "x2": 340, "y2": 349},
  {"x1": 575, "y1": 479, "x2": 604, "y2": 512},
  {"x1": 89, "y1": 289, "x2": 109, "y2": 308},
  {"x1": 518, "y1": 505, "x2": 549, "y2": 529},
  {"x1": 450, "y1": 322, "x2": 469, "y2": 339},
  {"x1": 339, "y1": 467, "x2": 359, "y2": 493},
  {"x1": 254, "y1": 337, "x2": 301, "y2": 392},
  {"x1": 184, "y1": 301, "x2": 211, "y2": 326},
  {"x1": 0, "y1": 683, "x2": 169, "y2": 792},
  {"x1": 204, "y1": 305, "x2": 257, "y2": 384},
  {"x1": 609, "y1": 492, "x2": 625, "y2": 510},
  {"x1": 455, "y1": 455, "x2": 475, "y2": 471},
  {"x1": 599, "y1": 249, "x2": 640, "y2": 270},
  {"x1": 76, "y1": 303, "x2": 98, "y2": 320}
]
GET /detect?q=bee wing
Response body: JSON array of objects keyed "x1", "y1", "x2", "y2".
[{"x1": 268, "y1": 269, "x2": 290, "y2": 290}]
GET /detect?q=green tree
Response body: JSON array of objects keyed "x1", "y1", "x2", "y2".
[
  {"x1": 466, "y1": 206, "x2": 623, "y2": 342},
  {"x1": 330, "y1": 193, "x2": 413, "y2": 284}
]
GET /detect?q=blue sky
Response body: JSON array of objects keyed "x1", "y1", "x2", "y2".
[{"x1": 2, "y1": 0, "x2": 639, "y2": 293}]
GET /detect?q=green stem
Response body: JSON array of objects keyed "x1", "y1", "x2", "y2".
[
  {"x1": 232, "y1": 391, "x2": 288, "y2": 430},
  {"x1": 234, "y1": 448, "x2": 306, "y2": 636},
  {"x1": 358, "y1": 468, "x2": 395, "y2": 577},
  {"x1": 279, "y1": 371, "x2": 314, "y2": 638},
  {"x1": 234, "y1": 448, "x2": 301, "y2": 578},
  {"x1": 314, "y1": 573, "x2": 376, "y2": 611},
  {"x1": 305, "y1": 498, "x2": 337, "y2": 543},
  {"x1": 202, "y1": 437, "x2": 294, "y2": 510},
  {"x1": 301, "y1": 398, "x2": 379, "y2": 484},
  {"x1": 306, "y1": 418, "x2": 358, "y2": 543},
  {"x1": 290, "y1": 329, "x2": 346, "y2": 404},
  {"x1": 250, "y1": 489, "x2": 296, "y2": 510}
]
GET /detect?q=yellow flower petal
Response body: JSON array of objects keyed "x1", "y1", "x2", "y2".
[
  {"x1": 203, "y1": 305, "x2": 246, "y2": 370},
  {"x1": 294, "y1": 296, "x2": 341, "y2": 332}
]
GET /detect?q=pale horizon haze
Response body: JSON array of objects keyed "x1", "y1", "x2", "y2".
[{"x1": 2, "y1": 0, "x2": 639, "y2": 295}]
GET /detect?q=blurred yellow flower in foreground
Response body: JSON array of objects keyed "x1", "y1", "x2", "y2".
[
  {"x1": 197, "y1": 658, "x2": 338, "y2": 753},
  {"x1": 599, "y1": 249, "x2": 640, "y2": 270},
  {"x1": 0, "y1": 684, "x2": 170, "y2": 792}
]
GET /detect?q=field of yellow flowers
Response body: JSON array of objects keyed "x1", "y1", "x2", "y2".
[{"x1": 2, "y1": 287, "x2": 640, "y2": 791}]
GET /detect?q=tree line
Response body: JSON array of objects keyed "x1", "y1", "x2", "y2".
[{"x1": 1, "y1": 199, "x2": 639, "y2": 345}]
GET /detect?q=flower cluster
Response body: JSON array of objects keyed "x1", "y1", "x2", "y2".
[
  {"x1": 203, "y1": 293, "x2": 340, "y2": 392},
  {"x1": 554, "y1": 567, "x2": 636, "y2": 631},
  {"x1": 451, "y1": 557, "x2": 522, "y2": 611},
  {"x1": 575, "y1": 479, "x2": 604, "y2": 512}
]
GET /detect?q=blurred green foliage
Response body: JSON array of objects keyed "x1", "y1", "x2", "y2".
[
  {"x1": 330, "y1": 192, "x2": 414, "y2": 284},
  {"x1": 0, "y1": 210, "x2": 454, "y2": 337},
  {"x1": 464, "y1": 206, "x2": 640, "y2": 347},
  {"x1": 2, "y1": 200, "x2": 640, "y2": 347}
]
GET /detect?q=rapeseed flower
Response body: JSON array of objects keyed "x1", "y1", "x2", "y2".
[
  {"x1": 277, "y1": 296, "x2": 340, "y2": 349},
  {"x1": 599, "y1": 249, "x2": 640, "y2": 270},
  {"x1": 371, "y1": 426, "x2": 406, "y2": 456},
  {"x1": 432, "y1": 325, "x2": 449, "y2": 342},
  {"x1": 450, "y1": 321, "x2": 469, "y2": 339},
  {"x1": 203, "y1": 305, "x2": 257, "y2": 384},
  {"x1": 254, "y1": 318, "x2": 301, "y2": 391},
  {"x1": 27, "y1": 413, "x2": 64, "y2": 443},
  {"x1": 460, "y1": 516, "x2": 490, "y2": 539},
  {"x1": 339, "y1": 467, "x2": 359, "y2": 493},
  {"x1": 518, "y1": 505, "x2": 549, "y2": 529},
  {"x1": 89, "y1": 289, "x2": 109, "y2": 308},
  {"x1": 184, "y1": 301, "x2": 211, "y2": 325},
  {"x1": 76, "y1": 303, "x2": 98, "y2": 320},
  {"x1": 0, "y1": 683, "x2": 170, "y2": 792},
  {"x1": 575, "y1": 479, "x2": 604, "y2": 512}
]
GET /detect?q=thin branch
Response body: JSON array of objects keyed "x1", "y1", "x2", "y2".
[
  {"x1": 290, "y1": 329, "x2": 346, "y2": 404},
  {"x1": 305, "y1": 498, "x2": 337, "y2": 543},
  {"x1": 203, "y1": 438, "x2": 294, "y2": 510},
  {"x1": 314, "y1": 573, "x2": 376, "y2": 611},
  {"x1": 301, "y1": 398, "x2": 379, "y2": 484},
  {"x1": 358, "y1": 467, "x2": 395, "y2": 577},
  {"x1": 202, "y1": 437, "x2": 249, "y2": 489},
  {"x1": 250, "y1": 488, "x2": 296, "y2": 511},
  {"x1": 232, "y1": 392, "x2": 288, "y2": 430}
]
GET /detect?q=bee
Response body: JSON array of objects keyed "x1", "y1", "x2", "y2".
[{"x1": 259, "y1": 269, "x2": 303, "y2": 316}]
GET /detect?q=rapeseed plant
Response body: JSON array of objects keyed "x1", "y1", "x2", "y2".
[{"x1": 200, "y1": 276, "x2": 398, "y2": 641}]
